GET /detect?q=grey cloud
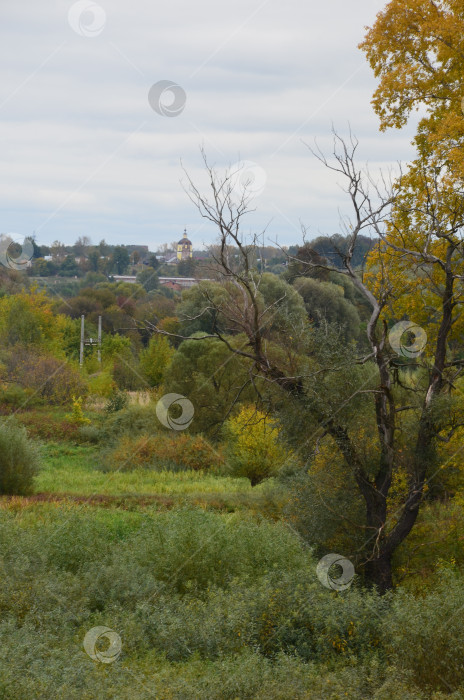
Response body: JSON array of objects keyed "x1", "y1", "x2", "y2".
[{"x1": 0, "y1": 0, "x2": 415, "y2": 249}]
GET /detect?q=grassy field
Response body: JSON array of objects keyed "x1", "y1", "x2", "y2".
[
  {"x1": 1, "y1": 423, "x2": 464, "y2": 699},
  {"x1": 35, "y1": 443, "x2": 262, "y2": 497},
  {"x1": 7, "y1": 443, "x2": 281, "y2": 519}
]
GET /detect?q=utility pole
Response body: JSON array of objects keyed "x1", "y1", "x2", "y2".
[
  {"x1": 79, "y1": 315, "x2": 102, "y2": 366},
  {"x1": 80, "y1": 314, "x2": 84, "y2": 366},
  {"x1": 97, "y1": 315, "x2": 102, "y2": 364}
]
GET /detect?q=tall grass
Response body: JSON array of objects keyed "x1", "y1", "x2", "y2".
[{"x1": 34, "y1": 443, "x2": 259, "y2": 497}]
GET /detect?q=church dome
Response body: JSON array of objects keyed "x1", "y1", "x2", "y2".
[
  {"x1": 178, "y1": 229, "x2": 192, "y2": 246},
  {"x1": 177, "y1": 229, "x2": 193, "y2": 261}
]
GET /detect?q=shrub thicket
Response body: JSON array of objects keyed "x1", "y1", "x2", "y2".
[
  {"x1": 0, "y1": 508, "x2": 462, "y2": 698},
  {"x1": 101, "y1": 402, "x2": 159, "y2": 440},
  {"x1": 0, "y1": 383, "x2": 42, "y2": 411},
  {"x1": 17, "y1": 411, "x2": 80, "y2": 442},
  {"x1": 6, "y1": 348, "x2": 88, "y2": 404},
  {"x1": 101, "y1": 432, "x2": 224, "y2": 472},
  {"x1": 104, "y1": 390, "x2": 129, "y2": 414},
  {"x1": 0, "y1": 419, "x2": 40, "y2": 494}
]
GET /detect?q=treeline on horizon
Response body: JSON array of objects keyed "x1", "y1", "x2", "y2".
[{"x1": 2, "y1": 232, "x2": 377, "y2": 279}]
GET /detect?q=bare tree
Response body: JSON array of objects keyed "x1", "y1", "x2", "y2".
[
  {"x1": 150, "y1": 141, "x2": 464, "y2": 592},
  {"x1": 74, "y1": 236, "x2": 92, "y2": 258}
]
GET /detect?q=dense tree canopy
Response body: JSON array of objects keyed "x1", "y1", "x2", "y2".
[{"x1": 360, "y1": 0, "x2": 464, "y2": 178}]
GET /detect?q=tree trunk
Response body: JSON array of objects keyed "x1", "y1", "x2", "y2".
[{"x1": 364, "y1": 553, "x2": 393, "y2": 594}]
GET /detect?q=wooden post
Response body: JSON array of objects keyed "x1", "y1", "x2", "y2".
[
  {"x1": 80, "y1": 314, "x2": 84, "y2": 366},
  {"x1": 97, "y1": 315, "x2": 102, "y2": 364}
]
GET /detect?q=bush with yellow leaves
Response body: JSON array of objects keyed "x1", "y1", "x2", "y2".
[
  {"x1": 66, "y1": 396, "x2": 91, "y2": 425},
  {"x1": 225, "y1": 405, "x2": 287, "y2": 485}
]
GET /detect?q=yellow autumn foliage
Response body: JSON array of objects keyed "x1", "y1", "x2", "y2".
[
  {"x1": 65, "y1": 395, "x2": 91, "y2": 425},
  {"x1": 225, "y1": 405, "x2": 288, "y2": 485},
  {"x1": 0, "y1": 288, "x2": 73, "y2": 356},
  {"x1": 360, "y1": 0, "x2": 464, "y2": 180},
  {"x1": 365, "y1": 170, "x2": 464, "y2": 357}
]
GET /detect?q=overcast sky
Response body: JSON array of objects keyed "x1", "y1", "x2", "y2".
[{"x1": 0, "y1": 0, "x2": 417, "y2": 251}]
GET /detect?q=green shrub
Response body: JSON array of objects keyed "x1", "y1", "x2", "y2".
[
  {"x1": 101, "y1": 402, "x2": 159, "y2": 441},
  {"x1": 87, "y1": 369, "x2": 116, "y2": 397},
  {"x1": 77, "y1": 424, "x2": 101, "y2": 444},
  {"x1": 114, "y1": 509, "x2": 307, "y2": 594},
  {"x1": 0, "y1": 419, "x2": 40, "y2": 495},
  {"x1": 112, "y1": 356, "x2": 145, "y2": 390},
  {"x1": 0, "y1": 507, "x2": 462, "y2": 699},
  {"x1": 139, "y1": 334, "x2": 174, "y2": 386},
  {"x1": 104, "y1": 390, "x2": 129, "y2": 414},
  {"x1": 384, "y1": 568, "x2": 464, "y2": 693},
  {"x1": 0, "y1": 383, "x2": 43, "y2": 411}
]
